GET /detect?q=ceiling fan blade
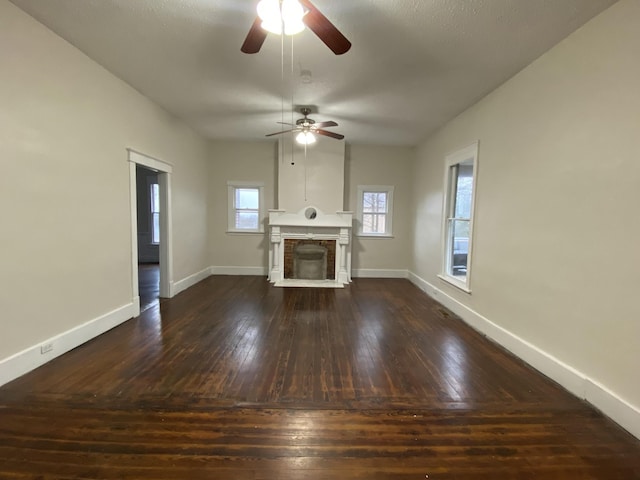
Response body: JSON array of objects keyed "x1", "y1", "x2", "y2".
[
  {"x1": 315, "y1": 129, "x2": 344, "y2": 140},
  {"x1": 266, "y1": 128, "x2": 299, "y2": 137},
  {"x1": 313, "y1": 121, "x2": 338, "y2": 128},
  {"x1": 299, "y1": 0, "x2": 351, "y2": 55},
  {"x1": 241, "y1": 17, "x2": 268, "y2": 54},
  {"x1": 277, "y1": 122, "x2": 296, "y2": 126}
]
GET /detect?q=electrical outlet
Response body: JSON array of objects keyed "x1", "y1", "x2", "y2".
[{"x1": 40, "y1": 342, "x2": 53, "y2": 354}]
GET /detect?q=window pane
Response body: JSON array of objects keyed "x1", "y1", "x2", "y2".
[
  {"x1": 363, "y1": 213, "x2": 373, "y2": 232},
  {"x1": 363, "y1": 192, "x2": 387, "y2": 213},
  {"x1": 150, "y1": 183, "x2": 160, "y2": 214},
  {"x1": 236, "y1": 211, "x2": 259, "y2": 230},
  {"x1": 236, "y1": 188, "x2": 259, "y2": 209},
  {"x1": 362, "y1": 213, "x2": 386, "y2": 234},
  {"x1": 454, "y1": 165, "x2": 473, "y2": 218},
  {"x1": 152, "y1": 213, "x2": 160, "y2": 244},
  {"x1": 450, "y1": 219, "x2": 470, "y2": 277},
  {"x1": 150, "y1": 183, "x2": 160, "y2": 244}
]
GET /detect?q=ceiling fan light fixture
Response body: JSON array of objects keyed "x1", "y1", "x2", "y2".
[
  {"x1": 257, "y1": 0, "x2": 305, "y2": 36},
  {"x1": 296, "y1": 131, "x2": 316, "y2": 145}
]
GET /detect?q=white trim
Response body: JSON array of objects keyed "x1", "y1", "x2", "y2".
[
  {"x1": 0, "y1": 303, "x2": 135, "y2": 387},
  {"x1": 437, "y1": 274, "x2": 472, "y2": 294},
  {"x1": 211, "y1": 266, "x2": 268, "y2": 276},
  {"x1": 158, "y1": 172, "x2": 173, "y2": 298},
  {"x1": 129, "y1": 161, "x2": 141, "y2": 316},
  {"x1": 225, "y1": 231, "x2": 267, "y2": 236},
  {"x1": 173, "y1": 267, "x2": 212, "y2": 295},
  {"x1": 441, "y1": 142, "x2": 478, "y2": 291},
  {"x1": 408, "y1": 270, "x2": 640, "y2": 440},
  {"x1": 226, "y1": 180, "x2": 265, "y2": 187},
  {"x1": 127, "y1": 148, "x2": 173, "y2": 172},
  {"x1": 354, "y1": 234, "x2": 395, "y2": 239},
  {"x1": 585, "y1": 378, "x2": 640, "y2": 440},
  {"x1": 352, "y1": 269, "x2": 409, "y2": 278},
  {"x1": 128, "y1": 149, "x2": 174, "y2": 308},
  {"x1": 227, "y1": 181, "x2": 266, "y2": 233},
  {"x1": 355, "y1": 185, "x2": 394, "y2": 237}
]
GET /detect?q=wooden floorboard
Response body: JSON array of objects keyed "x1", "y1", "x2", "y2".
[{"x1": 0, "y1": 276, "x2": 639, "y2": 479}]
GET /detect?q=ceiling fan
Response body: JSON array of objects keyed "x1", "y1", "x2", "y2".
[
  {"x1": 241, "y1": 0, "x2": 351, "y2": 55},
  {"x1": 266, "y1": 107, "x2": 344, "y2": 143}
]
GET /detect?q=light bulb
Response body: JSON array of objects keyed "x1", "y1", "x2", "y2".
[
  {"x1": 257, "y1": 0, "x2": 282, "y2": 34},
  {"x1": 261, "y1": 19, "x2": 282, "y2": 34},
  {"x1": 296, "y1": 131, "x2": 316, "y2": 145}
]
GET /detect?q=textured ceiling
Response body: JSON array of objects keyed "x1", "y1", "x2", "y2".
[{"x1": 10, "y1": 0, "x2": 618, "y2": 146}]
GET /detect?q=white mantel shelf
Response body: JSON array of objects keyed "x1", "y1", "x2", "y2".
[
  {"x1": 268, "y1": 208, "x2": 353, "y2": 288},
  {"x1": 268, "y1": 209, "x2": 353, "y2": 228}
]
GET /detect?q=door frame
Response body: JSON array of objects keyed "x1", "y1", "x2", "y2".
[{"x1": 128, "y1": 148, "x2": 174, "y2": 317}]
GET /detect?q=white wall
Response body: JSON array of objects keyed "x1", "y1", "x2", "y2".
[
  {"x1": 346, "y1": 144, "x2": 414, "y2": 274},
  {"x1": 208, "y1": 140, "x2": 277, "y2": 271},
  {"x1": 411, "y1": 0, "x2": 640, "y2": 436},
  {"x1": 278, "y1": 136, "x2": 345, "y2": 214},
  {"x1": 0, "y1": 0, "x2": 209, "y2": 375},
  {"x1": 206, "y1": 140, "x2": 415, "y2": 275}
]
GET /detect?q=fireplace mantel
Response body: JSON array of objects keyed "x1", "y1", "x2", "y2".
[{"x1": 268, "y1": 208, "x2": 352, "y2": 287}]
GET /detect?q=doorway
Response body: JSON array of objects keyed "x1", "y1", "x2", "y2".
[
  {"x1": 136, "y1": 165, "x2": 160, "y2": 312},
  {"x1": 128, "y1": 149, "x2": 173, "y2": 317}
]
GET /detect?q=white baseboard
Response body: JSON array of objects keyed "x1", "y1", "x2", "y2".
[
  {"x1": 352, "y1": 268, "x2": 409, "y2": 278},
  {"x1": 585, "y1": 378, "x2": 640, "y2": 440},
  {"x1": 407, "y1": 271, "x2": 640, "y2": 440},
  {"x1": 209, "y1": 267, "x2": 408, "y2": 279},
  {"x1": 173, "y1": 267, "x2": 212, "y2": 296},
  {"x1": 0, "y1": 303, "x2": 135, "y2": 388},
  {"x1": 211, "y1": 266, "x2": 268, "y2": 276}
]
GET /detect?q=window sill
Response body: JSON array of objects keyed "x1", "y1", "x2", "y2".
[
  {"x1": 226, "y1": 230, "x2": 265, "y2": 235},
  {"x1": 355, "y1": 233, "x2": 394, "y2": 239},
  {"x1": 437, "y1": 274, "x2": 472, "y2": 294}
]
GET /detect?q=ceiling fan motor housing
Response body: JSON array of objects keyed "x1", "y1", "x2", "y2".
[
  {"x1": 296, "y1": 117, "x2": 315, "y2": 127},
  {"x1": 296, "y1": 107, "x2": 315, "y2": 128}
]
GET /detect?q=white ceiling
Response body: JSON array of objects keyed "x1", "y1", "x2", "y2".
[{"x1": 10, "y1": 0, "x2": 617, "y2": 146}]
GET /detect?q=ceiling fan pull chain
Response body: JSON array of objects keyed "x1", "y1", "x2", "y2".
[
  {"x1": 304, "y1": 142, "x2": 308, "y2": 201},
  {"x1": 280, "y1": 20, "x2": 286, "y2": 165}
]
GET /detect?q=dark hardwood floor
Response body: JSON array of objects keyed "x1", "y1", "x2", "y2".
[
  {"x1": 138, "y1": 263, "x2": 159, "y2": 313},
  {"x1": 1, "y1": 276, "x2": 638, "y2": 479}
]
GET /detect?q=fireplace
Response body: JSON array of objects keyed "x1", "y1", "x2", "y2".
[{"x1": 268, "y1": 207, "x2": 352, "y2": 287}]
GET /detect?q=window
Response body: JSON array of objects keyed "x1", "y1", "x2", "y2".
[
  {"x1": 150, "y1": 182, "x2": 160, "y2": 244},
  {"x1": 356, "y1": 185, "x2": 394, "y2": 237},
  {"x1": 441, "y1": 142, "x2": 478, "y2": 292},
  {"x1": 227, "y1": 181, "x2": 265, "y2": 233}
]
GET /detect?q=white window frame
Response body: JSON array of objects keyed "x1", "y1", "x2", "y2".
[
  {"x1": 439, "y1": 142, "x2": 478, "y2": 293},
  {"x1": 356, "y1": 185, "x2": 394, "y2": 237},
  {"x1": 227, "y1": 181, "x2": 265, "y2": 234},
  {"x1": 149, "y1": 181, "x2": 160, "y2": 245}
]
